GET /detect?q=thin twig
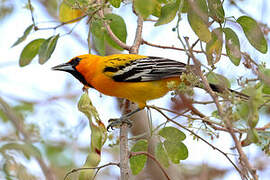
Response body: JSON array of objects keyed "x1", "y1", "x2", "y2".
[
  {"x1": 191, "y1": 39, "x2": 200, "y2": 49},
  {"x1": 36, "y1": 15, "x2": 87, "y2": 30},
  {"x1": 27, "y1": 0, "x2": 35, "y2": 26},
  {"x1": 177, "y1": 94, "x2": 240, "y2": 133},
  {"x1": 144, "y1": 19, "x2": 157, "y2": 22},
  {"x1": 142, "y1": 39, "x2": 217, "y2": 54},
  {"x1": 130, "y1": 151, "x2": 171, "y2": 180},
  {"x1": 193, "y1": 100, "x2": 227, "y2": 104},
  {"x1": 151, "y1": 100, "x2": 225, "y2": 132},
  {"x1": 229, "y1": 0, "x2": 250, "y2": 16},
  {"x1": 150, "y1": 105, "x2": 268, "y2": 134},
  {"x1": 149, "y1": 105, "x2": 242, "y2": 175},
  {"x1": 97, "y1": 0, "x2": 131, "y2": 50},
  {"x1": 130, "y1": 16, "x2": 144, "y2": 54},
  {"x1": 64, "y1": 162, "x2": 120, "y2": 180}
]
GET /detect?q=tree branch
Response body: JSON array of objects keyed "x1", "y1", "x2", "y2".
[
  {"x1": 120, "y1": 100, "x2": 130, "y2": 180},
  {"x1": 97, "y1": 0, "x2": 131, "y2": 50},
  {"x1": 64, "y1": 162, "x2": 120, "y2": 180},
  {"x1": 142, "y1": 40, "x2": 204, "y2": 54},
  {"x1": 184, "y1": 37, "x2": 258, "y2": 180},
  {"x1": 130, "y1": 16, "x2": 144, "y2": 54},
  {"x1": 142, "y1": 39, "x2": 228, "y2": 56}
]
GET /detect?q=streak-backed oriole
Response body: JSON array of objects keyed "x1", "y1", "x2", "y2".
[{"x1": 52, "y1": 54, "x2": 248, "y2": 129}]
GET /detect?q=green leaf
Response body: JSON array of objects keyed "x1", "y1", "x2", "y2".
[
  {"x1": 38, "y1": 34, "x2": 59, "y2": 64},
  {"x1": 77, "y1": 93, "x2": 106, "y2": 179},
  {"x1": 77, "y1": 93, "x2": 93, "y2": 119},
  {"x1": 134, "y1": 0, "x2": 155, "y2": 19},
  {"x1": 109, "y1": 0, "x2": 121, "y2": 8},
  {"x1": 159, "y1": 127, "x2": 186, "y2": 141},
  {"x1": 91, "y1": 20, "x2": 105, "y2": 55},
  {"x1": 90, "y1": 121, "x2": 107, "y2": 152},
  {"x1": 236, "y1": 102, "x2": 249, "y2": 120},
  {"x1": 152, "y1": 0, "x2": 162, "y2": 17},
  {"x1": 259, "y1": 68, "x2": 270, "y2": 94},
  {"x1": 259, "y1": 65, "x2": 270, "y2": 94},
  {"x1": 237, "y1": 16, "x2": 268, "y2": 54},
  {"x1": 93, "y1": 35, "x2": 105, "y2": 55},
  {"x1": 207, "y1": 0, "x2": 225, "y2": 23},
  {"x1": 248, "y1": 109, "x2": 259, "y2": 128},
  {"x1": 206, "y1": 28, "x2": 223, "y2": 65},
  {"x1": 262, "y1": 87, "x2": 270, "y2": 95},
  {"x1": 0, "y1": 143, "x2": 41, "y2": 160},
  {"x1": 130, "y1": 140, "x2": 148, "y2": 175},
  {"x1": 206, "y1": 72, "x2": 231, "y2": 88},
  {"x1": 91, "y1": 13, "x2": 127, "y2": 53},
  {"x1": 262, "y1": 84, "x2": 270, "y2": 94},
  {"x1": 188, "y1": 0, "x2": 208, "y2": 22},
  {"x1": 187, "y1": 0, "x2": 211, "y2": 42},
  {"x1": 181, "y1": 0, "x2": 188, "y2": 13},
  {"x1": 164, "y1": 140, "x2": 188, "y2": 163},
  {"x1": 58, "y1": 0, "x2": 83, "y2": 23},
  {"x1": 237, "y1": 86, "x2": 262, "y2": 128},
  {"x1": 155, "y1": 2, "x2": 179, "y2": 26},
  {"x1": 12, "y1": 24, "x2": 34, "y2": 47},
  {"x1": 223, "y1": 28, "x2": 241, "y2": 66},
  {"x1": 242, "y1": 129, "x2": 259, "y2": 147},
  {"x1": 79, "y1": 152, "x2": 101, "y2": 180},
  {"x1": 104, "y1": 13, "x2": 127, "y2": 50},
  {"x1": 155, "y1": 142, "x2": 169, "y2": 168},
  {"x1": 77, "y1": 93, "x2": 103, "y2": 128},
  {"x1": 19, "y1": 38, "x2": 45, "y2": 67}
]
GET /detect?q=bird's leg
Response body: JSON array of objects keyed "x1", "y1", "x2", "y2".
[{"x1": 107, "y1": 107, "x2": 142, "y2": 131}]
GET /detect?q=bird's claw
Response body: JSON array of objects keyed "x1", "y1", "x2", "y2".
[{"x1": 107, "y1": 117, "x2": 133, "y2": 131}]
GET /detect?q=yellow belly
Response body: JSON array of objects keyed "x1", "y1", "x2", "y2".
[{"x1": 91, "y1": 75, "x2": 180, "y2": 108}]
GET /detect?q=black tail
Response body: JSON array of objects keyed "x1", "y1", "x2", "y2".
[{"x1": 209, "y1": 83, "x2": 249, "y2": 101}]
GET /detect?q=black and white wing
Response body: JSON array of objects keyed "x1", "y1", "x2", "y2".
[{"x1": 107, "y1": 56, "x2": 188, "y2": 82}]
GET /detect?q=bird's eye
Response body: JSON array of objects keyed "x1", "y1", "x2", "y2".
[{"x1": 69, "y1": 57, "x2": 82, "y2": 66}]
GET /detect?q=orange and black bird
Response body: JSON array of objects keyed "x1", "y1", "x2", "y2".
[{"x1": 52, "y1": 54, "x2": 248, "y2": 130}]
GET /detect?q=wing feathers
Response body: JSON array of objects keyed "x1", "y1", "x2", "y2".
[{"x1": 105, "y1": 56, "x2": 188, "y2": 82}]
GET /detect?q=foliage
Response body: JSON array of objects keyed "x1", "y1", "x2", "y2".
[
  {"x1": 77, "y1": 93, "x2": 107, "y2": 179},
  {"x1": 157, "y1": 127, "x2": 188, "y2": 165},
  {"x1": 1, "y1": 0, "x2": 270, "y2": 179},
  {"x1": 129, "y1": 139, "x2": 148, "y2": 175}
]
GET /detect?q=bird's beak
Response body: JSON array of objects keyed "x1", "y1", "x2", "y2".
[{"x1": 51, "y1": 63, "x2": 74, "y2": 71}]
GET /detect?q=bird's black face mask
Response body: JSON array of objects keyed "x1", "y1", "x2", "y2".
[{"x1": 51, "y1": 57, "x2": 91, "y2": 87}]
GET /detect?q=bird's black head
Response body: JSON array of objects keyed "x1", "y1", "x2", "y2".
[{"x1": 52, "y1": 57, "x2": 91, "y2": 87}]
